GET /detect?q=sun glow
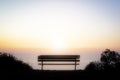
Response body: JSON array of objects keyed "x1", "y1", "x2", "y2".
[{"x1": 52, "y1": 38, "x2": 64, "y2": 49}]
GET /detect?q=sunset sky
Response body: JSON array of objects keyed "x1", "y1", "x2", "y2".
[{"x1": 0, "y1": 0, "x2": 120, "y2": 51}]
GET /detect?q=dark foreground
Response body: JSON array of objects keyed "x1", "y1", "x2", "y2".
[
  {"x1": 1, "y1": 49, "x2": 120, "y2": 80},
  {"x1": 1, "y1": 70, "x2": 120, "y2": 80}
]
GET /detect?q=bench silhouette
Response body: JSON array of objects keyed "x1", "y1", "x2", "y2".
[{"x1": 38, "y1": 55, "x2": 80, "y2": 70}]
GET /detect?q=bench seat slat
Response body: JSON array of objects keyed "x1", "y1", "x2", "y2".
[{"x1": 38, "y1": 63, "x2": 79, "y2": 65}]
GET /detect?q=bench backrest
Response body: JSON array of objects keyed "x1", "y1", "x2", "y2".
[{"x1": 38, "y1": 55, "x2": 80, "y2": 62}]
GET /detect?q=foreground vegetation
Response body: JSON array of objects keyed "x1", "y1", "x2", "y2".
[{"x1": 0, "y1": 49, "x2": 120, "y2": 80}]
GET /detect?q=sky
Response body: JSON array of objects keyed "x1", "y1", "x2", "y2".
[{"x1": 0, "y1": 0, "x2": 120, "y2": 50}]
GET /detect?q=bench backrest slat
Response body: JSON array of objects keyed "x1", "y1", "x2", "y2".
[{"x1": 38, "y1": 55, "x2": 80, "y2": 60}]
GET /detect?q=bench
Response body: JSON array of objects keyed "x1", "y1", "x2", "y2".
[{"x1": 38, "y1": 55, "x2": 80, "y2": 70}]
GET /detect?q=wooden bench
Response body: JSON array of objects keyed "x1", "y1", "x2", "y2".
[{"x1": 38, "y1": 55, "x2": 80, "y2": 70}]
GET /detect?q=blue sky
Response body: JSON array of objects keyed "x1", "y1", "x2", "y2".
[{"x1": 1, "y1": 0, "x2": 120, "y2": 23}]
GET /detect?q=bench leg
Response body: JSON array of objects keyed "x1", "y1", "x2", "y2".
[
  {"x1": 41, "y1": 60, "x2": 43, "y2": 70},
  {"x1": 75, "y1": 59, "x2": 76, "y2": 70}
]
